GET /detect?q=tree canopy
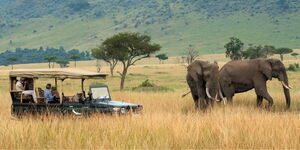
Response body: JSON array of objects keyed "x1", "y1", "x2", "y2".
[
  {"x1": 56, "y1": 60, "x2": 69, "y2": 68},
  {"x1": 274, "y1": 47, "x2": 293, "y2": 60},
  {"x1": 291, "y1": 52, "x2": 299, "y2": 59},
  {"x1": 101, "y1": 32, "x2": 161, "y2": 90},
  {"x1": 91, "y1": 47, "x2": 118, "y2": 76},
  {"x1": 156, "y1": 53, "x2": 168, "y2": 64},
  {"x1": 242, "y1": 45, "x2": 275, "y2": 59},
  {"x1": 224, "y1": 37, "x2": 244, "y2": 60},
  {"x1": 69, "y1": 55, "x2": 80, "y2": 68},
  {"x1": 44, "y1": 56, "x2": 57, "y2": 68}
]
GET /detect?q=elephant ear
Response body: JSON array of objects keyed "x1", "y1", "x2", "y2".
[
  {"x1": 188, "y1": 61, "x2": 203, "y2": 82},
  {"x1": 259, "y1": 59, "x2": 272, "y2": 80},
  {"x1": 201, "y1": 62, "x2": 211, "y2": 78}
]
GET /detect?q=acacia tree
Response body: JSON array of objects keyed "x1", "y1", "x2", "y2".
[
  {"x1": 101, "y1": 32, "x2": 161, "y2": 90},
  {"x1": 44, "y1": 56, "x2": 57, "y2": 68},
  {"x1": 224, "y1": 37, "x2": 244, "y2": 60},
  {"x1": 291, "y1": 52, "x2": 299, "y2": 59},
  {"x1": 155, "y1": 53, "x2": 168, "y2": 64},
  {"x1": 274, "y1": 48, "x2": 293, "y2": 61},
  {"x1": 91, "y1": 47, "x2": 118, "y2": 75},
  {"x1": 56, "y1": 60, "x2": 69, "y2": 68},
  {"x1": 262, "y1": 45, "x2": 276, "y2": 56},
  {"x1": 183, "y1": 46, "x2": 199, "y2": 64},
  {"x1": 7, "y1": 56, "x2": 17, "y2": 70},
  {"x1": 69, "y1": 55, "x2": 80, "y2": 68},
  {"x1": 242, "y1": 45, "x2": 276, "y2": 59}
]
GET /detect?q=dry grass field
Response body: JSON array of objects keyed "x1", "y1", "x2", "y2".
[{"x1": 0, "y1": 53, "x2": 300, "y2": 149}]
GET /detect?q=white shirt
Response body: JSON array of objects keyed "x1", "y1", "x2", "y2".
[{"x1": 16, "y1": 81, "x2": 23, "y2": 91}]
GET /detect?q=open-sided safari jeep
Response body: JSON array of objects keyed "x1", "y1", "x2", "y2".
[{"x1": 9, "y1": 69, "x2": 143, "y2": 116}]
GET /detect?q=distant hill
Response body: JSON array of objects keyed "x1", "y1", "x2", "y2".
[{"x1": 0, "y1": 0, "x2": 300, "y2": 55}]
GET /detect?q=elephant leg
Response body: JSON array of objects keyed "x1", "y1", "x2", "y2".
[
  {"x1": 223, "y1": 88, "x2": 234, "y2": 104},
  {"x1": 204, "y1": 98, "x2": 214, "y2": 108},
  {"x1": 254, "y1": 80, "x2": 273, "y2": 108},
  {"x1": 196, "y1": 83, "x2": 207, "y2": 110},
  {"x1": 256, "y1": 95, "x2": 263, "y2": 107},
  {"x1": 199, "y1": 96, "x2": 207, "y2": 110},
  {"x1": 226, "y1": 97, "x2": 233, "y2": 104},
  {"x1": 210, "y1": 99, "x2": 214, "y2": 107},
  {"x1": 198, "y1": 92, "x2": 207, "y2": 110},
  {"x1": 220, "y1": 80, "x2": 234, "y2": 105},
  {"x1": 192, "y1": 94, "x2": 199, "y2": 108}
]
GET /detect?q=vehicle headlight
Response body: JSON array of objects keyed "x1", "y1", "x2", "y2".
[{"x1": 113, "y1": 108, "x2": 120, "y2": 112}]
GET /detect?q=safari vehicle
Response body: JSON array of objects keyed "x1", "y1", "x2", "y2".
[{"x1": 9, "y1": 69, "x2": 143, "y2": 116}]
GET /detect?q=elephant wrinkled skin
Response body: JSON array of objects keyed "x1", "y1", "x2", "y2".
[
  {"x1": 219, "y1": 58, "x2": 291, "y2": 108},
  {"x1": 186, "y1": 60, "x2": 221, "y2": 109}
]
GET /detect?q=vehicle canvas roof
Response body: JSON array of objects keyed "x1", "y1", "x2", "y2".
[{"x1": 9, "y1": 69, "x2": 108, "y2": 79}]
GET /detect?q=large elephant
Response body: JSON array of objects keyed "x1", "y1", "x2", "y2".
[
  {"x1": 186, "y1": 60, "x2": 222, "y2": 109},
  {"x1": 219, "y1": 58, "x2": 292, "y2": 108}
]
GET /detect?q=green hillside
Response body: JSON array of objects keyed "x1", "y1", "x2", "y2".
[{"x1": 0, "y1": 0, "x2": 300, "y2": 55}]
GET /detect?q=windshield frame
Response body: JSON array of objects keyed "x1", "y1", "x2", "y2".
[{"x1": 89, "y1": 85, "x2": 112, "y2": 101}]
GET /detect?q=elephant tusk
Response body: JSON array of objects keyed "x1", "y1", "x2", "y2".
[
  {"x1": 281, "y1": 81, "x2": 292, "y2": 89},
  {"x1": 219, "y1": 89, "x2": 224, "y2": 100},
  {"x1": 206, "y1": 88, "x2": 213, "y2": 99},
  {"x1": 72, "y1": 109, "x2": 81, "y2": 116},
  {"x1": 223, "y1": 99, "x2": 227, "y2": 105},
  {"x1": 181, "y1": 91, "x2": 191, "y2": 98}
]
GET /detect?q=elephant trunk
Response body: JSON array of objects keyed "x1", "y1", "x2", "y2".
[{"x1": 282, "y1": 71, "x2": 291, "y2": 109}]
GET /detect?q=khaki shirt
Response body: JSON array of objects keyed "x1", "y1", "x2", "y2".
[{"x1": 16, "y1": 81, "x2": 23, "y2": 91}]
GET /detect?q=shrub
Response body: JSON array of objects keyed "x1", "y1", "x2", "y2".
[
  {"x1": 287, "y1": 64, "x2": 296, "y2": 71},
  {"x1": 139, "y1": 79, "x2": 155, "y2": 87},
  {"x1": 132, "y1": 79, "x2": 173, "y2": 92}
]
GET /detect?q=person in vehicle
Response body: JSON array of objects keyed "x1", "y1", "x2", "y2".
[
  {"x1": 44, "y1": 84, "x2": 57, "y2": 103},
  {"x1": 51, "y1": 86, "x2": 60, "y2": 103},
  {"x1": 16, "y1": 77, "x2": 37, "y2": 103},
  {"x1": 72, "y1": 91, "x2": 84, "y2": 103}
]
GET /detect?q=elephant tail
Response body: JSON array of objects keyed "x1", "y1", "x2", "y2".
[{"x1": 181, "y1": 91, "x2": 191, "y2": 98}]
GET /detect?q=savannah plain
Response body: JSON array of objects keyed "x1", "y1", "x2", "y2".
[{"x1": 0, "y1": 52, "x2": 300, "y2": 149}]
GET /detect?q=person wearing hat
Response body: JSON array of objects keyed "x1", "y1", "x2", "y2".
[
  {"x1": 72, "y1": 91, "x2": 84, "y2": 103},
  {"x1": 16, "y1": 77, "x2": 37, "y2": 103}
]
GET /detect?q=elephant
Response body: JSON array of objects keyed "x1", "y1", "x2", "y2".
[
  {"x1": 219, "y1": 58, "x2": 292, "y2": 108},
  {"x1": 186, "y1": 60, "x2": 222, "y2": 109}
]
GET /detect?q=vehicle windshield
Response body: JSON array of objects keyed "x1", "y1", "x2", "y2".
[{"x1": 91, "y1": 86, "x2": 110, "y2": 100}]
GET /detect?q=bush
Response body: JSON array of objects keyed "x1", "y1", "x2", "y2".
[
  {"x1": 287, "y1": 64, "x2": 296, "y2": 71},
  {"x1": 132, "y1": 79, "x2": 173, "y2": 92},
  {"x1": 139, "y1": 79, "x2": 155, "y2": 87}
]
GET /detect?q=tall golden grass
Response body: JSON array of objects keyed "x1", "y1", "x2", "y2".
[{"x1": 0, "y1": 54, "x2": 299, "y2": 149}]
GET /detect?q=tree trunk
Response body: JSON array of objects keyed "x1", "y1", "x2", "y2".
[
  {"x1": 48, "y1": 61, "x2": 51, "y2": 68},
  {"x1": 110, "y1": 65, "x2": 114, "y2": 76},
  {"x1": 11, "y1": 65, "x2": 13, "y2": 70},
  {"x1": 280, "y1": 54, "x2": 283, "y2": 61},
  {"x1": 109, "y1": 60, "x2": 117, "y2": 76},
  {"x1": 52, "y1": 62, "x2": 55, "y2": 68},
  {"x1": 120, "y1": 67, "x2": 128, "y2": 90},
  {"x1": 74, "y1": 60, "x2": 77, "y2": 68}
]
